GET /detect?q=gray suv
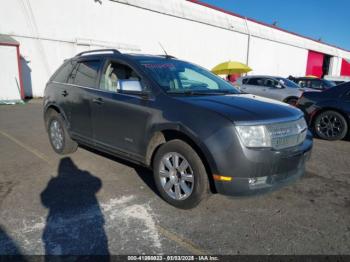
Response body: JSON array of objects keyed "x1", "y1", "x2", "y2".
[
  {"x1": 237, "y1": 76, "x2": 317, "y2": 105},
  {"x1": 44, "y1": 49, "x2": 313, "y2": 209}
]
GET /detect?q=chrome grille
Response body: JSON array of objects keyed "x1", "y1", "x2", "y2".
[{"x1": 266, "y1": 118, "x2": 307, "y2": 150}]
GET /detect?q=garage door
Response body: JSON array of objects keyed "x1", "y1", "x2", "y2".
[
  {"x1": 341, "y1": 59, "x2": 350, "y2": 76},
  {"x1": 0, "y1": 45, "x2": 22, "y2": 101},
  {"x1": 306, "y1": 51, "x2": 324, "y2": 78}
]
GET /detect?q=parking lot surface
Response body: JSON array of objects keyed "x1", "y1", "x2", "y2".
[{"x1": 0, "y1": 100, "x2": 349, "y2": 255}]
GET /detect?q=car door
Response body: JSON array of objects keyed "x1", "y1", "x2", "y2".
[
  {"x1": 49, "y1": 60, "x2": 76, "y2": 123},
  {"x1": 241, "y1": 77, "x2": 266, "y2": 96},
  {"x1": 66, "y1": 58, "x2": 103, "y2": 142},
  {"x1": 263, "y1": 78, "x2": 284, "y2": 100},
  {"x1": 90, "y1": 59, "x2": 154, "y2": 158}
]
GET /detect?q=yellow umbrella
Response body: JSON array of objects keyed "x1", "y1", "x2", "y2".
[{"x1": 211, "y1": 61, "x2": 252, "y2": 75}]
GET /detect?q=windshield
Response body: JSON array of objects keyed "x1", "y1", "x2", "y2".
[
  {"x1": 323, "y1": 79, "x2": 336, "y2": 88},
  {"x1": 138, "y1": 58, "x2": 240, "y2": 95},
  {"x1": 275, "y1": 77, "x2": 300, "y2": 88}
]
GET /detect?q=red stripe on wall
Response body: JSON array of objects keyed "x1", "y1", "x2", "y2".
[
  {"x1": 306, "y1": 51, "x2": 324, "y2": 78},
  {"x1": 341, "y1": 59, "x2": 350, "y2": 76}
]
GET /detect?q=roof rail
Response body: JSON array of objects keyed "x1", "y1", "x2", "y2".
[{"x1": 75, "y1": 49, "x2": 121, "y2": 57}]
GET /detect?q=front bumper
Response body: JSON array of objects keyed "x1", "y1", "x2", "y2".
[{"x1": 213, "y1": 133, "x2": 313, "y2": 196}]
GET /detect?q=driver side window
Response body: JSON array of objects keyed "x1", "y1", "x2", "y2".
[
  {"x1": 264, "y1": 79, "x2": 279, "y2": 88},
  {"x1": 100, "y1": 62, "x2": 142, "y2": 92}
]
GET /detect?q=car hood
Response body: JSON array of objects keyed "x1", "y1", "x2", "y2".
[{"x1": 175, "y1": 94, "x2": 303, "y2": 123}]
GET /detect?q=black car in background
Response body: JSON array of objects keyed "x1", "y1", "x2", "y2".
[
  {"x1": 297, "y1": 82, "x2": 350, "y2": 141},
  {"x1": 289, "y1": 76, "x2": 336, "y2": 91},
  {"x1": 43, "y1": 49, "x2": 312, "y2": 209}
]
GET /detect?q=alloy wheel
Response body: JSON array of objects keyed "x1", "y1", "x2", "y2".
[
  {"x1": 316, "y1": 113, "x2": 344, "y2": 139},
  {"x1": 50, "y1": 119, "x2": 64, "y2": 150},
  {"x1": 159, "y1": 152, "x2": 194, "y2": 200}
]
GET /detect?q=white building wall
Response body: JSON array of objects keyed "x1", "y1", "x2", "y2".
[
  {"x1": 329, "y1": 57, "x2": 343, "y2": 77},
  {"x1": 0, "y1": 0, "x2": 248, "y2": 97},
  {"x1": 0, "y1": 0, "x2": 350, "y2": 97},
  {"x1": 248, "y1": 37, "x2": 308, "y2": 77}
]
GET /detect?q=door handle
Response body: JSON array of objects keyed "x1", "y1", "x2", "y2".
[
  {"x1": 92, "y1": 97, "x2": 104, "y2": 105},
  {"x1": 61, "y1": 90, "x2": 68, "y2": 97}
]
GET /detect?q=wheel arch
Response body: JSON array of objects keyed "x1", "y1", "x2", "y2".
[
  {"x1": 311, "y1": 107, "x2": 350, "y2": 129},
  {"x1": 283, "y1": 96, "x2": 299, "y2": 103},
  {"x1": 44, "y1": 103, "x2": 68, "y2": 130},
  {"x1": 145, "y1": 128, "x2": 218, "y2": 193}
]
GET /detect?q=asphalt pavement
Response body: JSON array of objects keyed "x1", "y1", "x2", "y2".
[{"x1": 0, "y1": 100, "x2": 349, "y2": 255}]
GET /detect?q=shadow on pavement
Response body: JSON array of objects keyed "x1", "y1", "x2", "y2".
[
  {"x1": 40, "y1": 157, "x2": 110, "y2": 257},
  {"x1": 0, "y1": 226, "x2": 26, "y2": 261},
  {"x1": 79, "y1": 145, "x2": 161, "y2": 198}
]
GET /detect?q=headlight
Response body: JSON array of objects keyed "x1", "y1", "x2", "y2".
[
  {"x1": 235, "y1": 118, "x2": 308, "y2": 149},
  {"x1": 235, "y1": 125, "x2": 271, "y2": 148}
]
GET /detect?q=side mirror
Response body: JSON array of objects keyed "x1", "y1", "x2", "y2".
[
  {"x1": 118, "y1": 80, "x2": 151, "y2": 99},
  {"x1": 119, "y1": 80, "x2": 143, "y2": 92},
  {"x1": 276, "y1": 83, "x2": 283, "y2": 89}
]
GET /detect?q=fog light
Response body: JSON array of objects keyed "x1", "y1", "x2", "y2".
[
  {"x1": 248, "y1": 178, "x2": 257, "y2": 184},
  {"x1": 248, "y1": 176, "x2": 267, "y2": 185}
]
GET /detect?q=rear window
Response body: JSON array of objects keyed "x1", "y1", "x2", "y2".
[
  {"x1": 71, "y1": 60, "x2": 102, "y2": 88},
  {"x1": 51, "y1": 60, "x2": 75, "y2": 83}
]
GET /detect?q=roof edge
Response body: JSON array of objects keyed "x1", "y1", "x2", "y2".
[
  {"x1": 187, "y1": 0, "x2": 350, "y2": 53},
  {"x1": 0, "y1": 34, "x2": 19, "y2": 46}
]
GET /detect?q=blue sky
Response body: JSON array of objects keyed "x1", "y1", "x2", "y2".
[{"x1": 200, "y1": 0, "x2": 350, "y2": 50}]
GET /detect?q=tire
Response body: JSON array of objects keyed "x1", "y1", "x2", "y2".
[
  {"x1": 153, "y1": 139, "x2": 209, "y2": 209},
  {"x1": 314, "y1": 110, "x2": 348, "y2": 141},
  {"x1": 46, "y1": 110, "x2": 78, "y2": 154},
  {"x1": 285, "y1": 97, "x2": 298, "y2": 106}
]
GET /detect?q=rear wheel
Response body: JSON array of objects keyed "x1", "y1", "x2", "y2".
[
  {"x1": 153, "y1": 140, "x2": 209, "y2": 209},
  {"x1": 46, "y1": 110, "x2": 78, "y2": 154},
  {"x1": 314, "y1": 110, "x2": 348, "y2": 141}
]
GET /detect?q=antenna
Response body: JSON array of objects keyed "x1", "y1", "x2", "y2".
[
  {"x1": 157, "y1": 42, "x2": 176, "y2": 59},
  {"x1": 159, "y1": 42, "x2": 168, "y2": 55}
]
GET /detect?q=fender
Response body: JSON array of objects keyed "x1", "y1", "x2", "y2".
[
  {"x1": 145, "y1": 122, "x2": 219, "y2": 174},
  {"x1": 43, "y1": 101, "x2": 70, "y2": 130}
]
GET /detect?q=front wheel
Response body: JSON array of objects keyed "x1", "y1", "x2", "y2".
[
  {"x1": 153, "y1": 140, "x2": 209, "y2": 209},
  {"x1": 314, "y1": 110, "x2": 348, "y2": 141}
]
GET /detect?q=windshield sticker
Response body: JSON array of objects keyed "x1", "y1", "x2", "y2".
[{"x1": 142, "y1": 63, "x2": 175, "y2": 69}]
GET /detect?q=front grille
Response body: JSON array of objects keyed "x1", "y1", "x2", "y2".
[{"x1": 266, "y1": 118, "x2": 307, "y2": 150}]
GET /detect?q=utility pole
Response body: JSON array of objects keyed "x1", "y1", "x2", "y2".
[{"x1": 244, "y1": 17, "x2": 251, "y2": 68}]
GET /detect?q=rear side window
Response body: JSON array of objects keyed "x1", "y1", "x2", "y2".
[
  {"x1": 52, "y1": 61, "x2": 75, "y2": 83},
  {"x1": 71, "y1": 60, "x2": 102, "y2": 88},
  {"x1": 247, "y1": 78, "x2": 264, "y2": 86}
]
